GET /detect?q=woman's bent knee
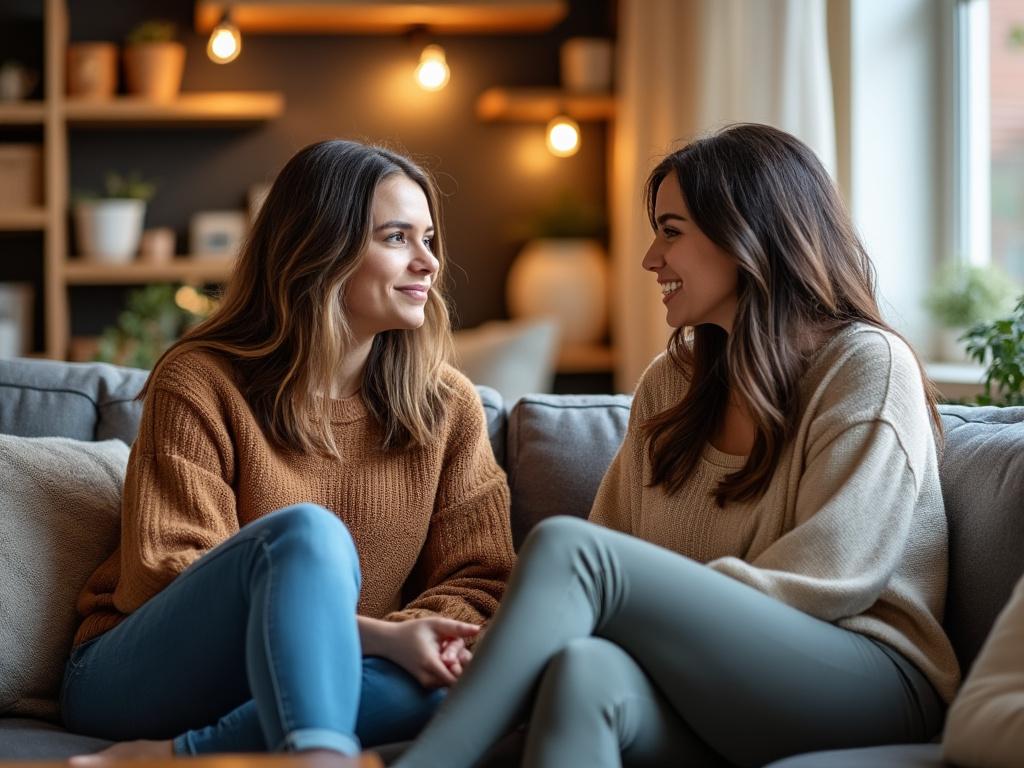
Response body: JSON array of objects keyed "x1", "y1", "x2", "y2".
[
  {"x1": 521, "y1": 515, "x2": 592, "y2": 560},
  {"x1": 255, "y1": 503, "x2": 359, "y2": 580}
]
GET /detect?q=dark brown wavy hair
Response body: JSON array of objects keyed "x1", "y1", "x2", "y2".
[
  {"x1": 641, "y1": 123, "x2": 941, "y2": 506},
  {"x1": 142, "y1": 139, "x2": 454, "y2": 455}
]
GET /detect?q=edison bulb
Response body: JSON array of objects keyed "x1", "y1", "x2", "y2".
[
  {"x1": 208, "y1": 20, "x2": 242, "y2": 64},
  {"x1": 546, "y1": 115, "x2": 580, "y2": 157},
  {"x1": 415, "y1": 45, "x2": 450, "y2": 91}
]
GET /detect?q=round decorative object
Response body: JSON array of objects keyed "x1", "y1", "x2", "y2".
[
  {"x1": 124, "y1": 42, "x2": 186, "y2": 102},
  {"x1": 506, "y1": 238, "x2": 609, "y2": 346},
  {"x1": 74, "y1": 199, "x2": 146, "y2": 264},
  {"x1": 67, "y1": 43, "x2": 117, "y2": 100}
]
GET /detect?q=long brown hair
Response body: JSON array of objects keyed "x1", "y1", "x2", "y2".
[
  {"x1": 142, "y1": 139, "x2": 454, "y2": 455},
  {"x1": 641, "y1": 124, "x2": 941, "y2": 506}
]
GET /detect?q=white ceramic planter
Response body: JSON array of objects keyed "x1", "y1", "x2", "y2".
[
  {"x1": 75, "y1": 199, "x2": 146, "y2": 263},
  {"x1": 506, "y1": 237, "x2": 609, "y2": 346}
]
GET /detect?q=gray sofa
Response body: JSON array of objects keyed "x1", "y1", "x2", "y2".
[{"x1": 1, "y1": 356, "x2": 1022, "y2": 766}]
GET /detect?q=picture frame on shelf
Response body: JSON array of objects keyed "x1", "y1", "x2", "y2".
[{"x1": 189, "y1": 210, "x2": 247, "y2": 260}]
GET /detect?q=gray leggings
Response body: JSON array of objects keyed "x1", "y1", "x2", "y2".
[{"x1": 395, "y1": 516, "x2": 943, "y2": 768}]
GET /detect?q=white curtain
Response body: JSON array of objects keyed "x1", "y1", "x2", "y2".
[{"x1": 611, "y1": 0, "x2": 836, "y2": 392}]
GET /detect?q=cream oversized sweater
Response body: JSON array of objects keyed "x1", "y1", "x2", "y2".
[
  {"x1": 75, "y1": 350, "x2": 515, "y2": 646},
  {"x1": 590, "y1": 324, "x2": 960, "y2": 702}
]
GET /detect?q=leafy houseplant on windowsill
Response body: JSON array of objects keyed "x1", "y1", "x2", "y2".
[
  {"x1": 963, "y1": 295, "x2": 1024, "y2": 406},
  {"x1": 925, "y1": 263, "x2": 1019, "y2": 363}
]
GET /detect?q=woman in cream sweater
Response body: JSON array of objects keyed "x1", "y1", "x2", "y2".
[
  {"x1": 63, "y1": 140, "x2": 515, "y2": 759},
  {"x1": 396, "y1": 124, "x2": 959, "y2": 768}
]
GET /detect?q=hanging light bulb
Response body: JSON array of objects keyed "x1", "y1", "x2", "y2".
[
  {"x1": 207, "y1": 11, "x2": 242, "y2": 64},
  {"x1": 415, "y1": 44, "x2": 450, "y2": 91},
  {"x1": 546, "y1": 115, "x2": 580, "y2": 157}
]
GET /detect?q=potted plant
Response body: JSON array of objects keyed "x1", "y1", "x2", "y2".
[
  {"x1": 94, "y1": 284, "x2": 214, "y2": 369},
  {"x1": 74, "y1": 172, "x2": 156, "y2": 264},
  {"x1": 506, "y1": 190, "x2": 608, "y2": 347},
  {"x1": 123, "y1": 20, "x2": 185, "y2": 102},
  {"x1": 924, "y1": 263, "x2": 1019, "y2": 362},
  {"x1": 963, "y1": 294, "x2": 1024, "y2": 406}
]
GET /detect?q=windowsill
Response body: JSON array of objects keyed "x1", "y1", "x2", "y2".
[{"x1": 924, "y1": 361, "x2": 985, "y2": 402}]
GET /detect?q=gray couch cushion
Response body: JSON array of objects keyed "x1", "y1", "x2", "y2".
[
  {"x1": 506, "y1": 394, "x2": 631, "y2": 548},
  {"x1": 765, "y1": 743, "x2": 945, "y2": 767},
  {"x1": 0, "y1": 718, "x2": 110, "y2": 759},
  {"x1": 938, "y1": 404, "x2": 1024, "y2": 674},
  {"x1": 476, "y1": 385, "x2": 506, "y2": 466},
  {"x1": 0, "y1": 358, "x2": 146, "y2": 444}
]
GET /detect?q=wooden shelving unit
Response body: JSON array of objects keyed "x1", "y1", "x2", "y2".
[
  {"x1": 0, "y1": 0, "x2": 283, "y2": 359},
  {"x1": 0, "y1": 102, "x2": 47, "y2": 124},
  {"x1": 194, "y1": 0, "x2": 567, "y2": 34},
  {"x1": 476, "y1": 87, "x2": 615, "y2": 122},
  {"x1": 65, "y1": 92, "x2": 284, "y2": 128},
  {"x1": 0, "y1": 208, "x2": 49, "y2": 231},
  {"x1": 64, "y1": 258, "x2": 237, "y2": 285},
  {"x1": 556, "y1": 343, "x2": 616, "y2": 374}
]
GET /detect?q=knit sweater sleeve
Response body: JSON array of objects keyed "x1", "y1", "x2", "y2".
[
  {"x1": 589, "y1": 353, "x2": 674, "y2": 534},
  {"x1": 112, "y1": 381, "x2": 238, "y2": 614},
  {"x1": 943, "y1": 573, "x2": 1024, "y2": 768},
  {"x1": 707, "y1": 418, "x2": 921, "y2": 621},
  {"x1": 385, "y1": 373, "x2": 515, "y2": 627}
]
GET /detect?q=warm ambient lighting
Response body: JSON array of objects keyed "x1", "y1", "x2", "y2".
[
  {"x1": 415, "y1": 45, "x2": 450, "y2": 91},
  {"x1": 175, "y1": 285, "x2": 217, "y2": 316},
  {"x1": 207, "y1": 13, "x2": 242, "y2": 64},
  {"x1": 546, "y1": 115, "x2": 580, "y2": 157}
]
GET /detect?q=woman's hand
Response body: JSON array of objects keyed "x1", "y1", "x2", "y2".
[{"x1": 366, "y1": 616, "x2": 479, "y2": 688}]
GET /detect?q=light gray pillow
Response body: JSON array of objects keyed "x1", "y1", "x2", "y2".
[{"x1": 0, "y1": 435, "x2": 129, "y2": 721}]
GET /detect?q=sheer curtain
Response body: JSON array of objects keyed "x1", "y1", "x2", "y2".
[{"x1": 611, "y1": 0, "x2": 836, "y2": 391}]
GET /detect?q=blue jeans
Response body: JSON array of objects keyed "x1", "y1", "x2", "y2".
[{"x1": 60, "y1": 503, "x2": 445, "y2": 754}]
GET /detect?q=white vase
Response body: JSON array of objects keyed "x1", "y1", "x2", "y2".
[
  {"x1": 75, "y1": 199, "x2": 146, "y2": 263},
  {"x1": 506, "y1": 238, "x2": 608, "y2": 346},
  {"x1": 937, "y1": 326, "x2": 973, "y2": 364}
]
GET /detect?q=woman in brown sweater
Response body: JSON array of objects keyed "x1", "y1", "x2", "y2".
[{"x1": 63, "y1": 140, "x2": 515, "y2": 760}]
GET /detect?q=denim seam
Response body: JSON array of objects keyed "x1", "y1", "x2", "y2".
[{"x1": 259, "y1": 535, "x2": 293, "y2": 745}]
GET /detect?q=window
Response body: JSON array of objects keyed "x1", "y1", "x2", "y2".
[{"x1": 957, "y1": 0, "x2": 1024, "y2": 280}]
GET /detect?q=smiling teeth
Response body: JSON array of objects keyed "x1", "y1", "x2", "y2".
[{"x1": 661, "y1": 280, "x2": 681, "y2": 295}]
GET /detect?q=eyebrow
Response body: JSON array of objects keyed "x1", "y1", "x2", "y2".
[
  {"x1": 374, "y1": 220, "x2": 435, "y2": 233},
  {"x1": 655, "y1": 213, "x2": 687, "y2": 225}
]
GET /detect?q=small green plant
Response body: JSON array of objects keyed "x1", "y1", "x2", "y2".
[
  {"x1": 74, "y1": 172, "x2": 157, "y2": 203},
  {"x1": 925, "y1": 263, "x2": 1019, "y2": 329},
  {"x1": 963, "y1": 294, "x2": 1024, "y2": 406},
  {"x1": 126, "y1": 20, "x2": 178, "y2": 45},
  {"x1": 94, "y1": 284, "x2": 210, "y2": 369}
]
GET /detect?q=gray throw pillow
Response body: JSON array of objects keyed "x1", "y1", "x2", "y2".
[{"x1": 0, "y1": 435, "x2": 129, "y2": 721}]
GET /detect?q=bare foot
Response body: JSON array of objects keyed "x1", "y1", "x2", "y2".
[{"x1": 69, "y1": 739, "x2": 173, "y2": 763}]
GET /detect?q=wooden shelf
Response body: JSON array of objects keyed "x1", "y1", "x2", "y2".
[
  {"x1": 0, "y1": 102, "x2": 47, "y2": 125},
  {"x1": 63, "y1": 257, "x2": 236, "y2": 285},
  {"x1": 557, "y1": 343, "x2": 615, "y2": 374},
  {"x1": 65, "y1": 92, "x2": 284, "y2": 127},
  {"x1": 476, "y1": 88, "x2": 616, "y2": 122},
  {"x1": 194, "y1": 0, "x2": 567, "y2": 34},
  {"x1": 0, "y1": 208, "x2": 48, "y2": 230}
]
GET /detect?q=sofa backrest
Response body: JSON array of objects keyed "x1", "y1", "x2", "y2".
[
  {"x1": 2, "y1": 357, "x2": 1023, "y2": 676},
  {"x1": 0, "y1": 358, "x2": 147, "y2": 444}
]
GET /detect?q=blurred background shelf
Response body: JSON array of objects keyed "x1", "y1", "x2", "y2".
[
  {"x1": 476, "y1": 87, "x2": 615, "y2": 122},
  {"x1": 0, "y1": 208, "x2": 48, "y2": 231},
  {"x1": 556, "y1": 342, "x2": 614, "y2": 373},
  {"x1": 64, "y1": 258, "x2": 236, "y2": 285},
  {"x1": 64, "y1": 92, "x2": 284, "y2": 127},
  {"x1": 194, "y1": 0, "x2": 568, "y2": 34},
  {"x1": 0, "y1": 102, "x2": 47, "y2": 124}
]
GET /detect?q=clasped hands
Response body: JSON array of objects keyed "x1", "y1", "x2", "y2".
[{"x1": 359, "y1": 615, "x2": 479, "y2": 689}]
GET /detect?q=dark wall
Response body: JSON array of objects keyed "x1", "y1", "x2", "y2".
[{"x1": 66, "y1": 0, "x2": 614, "y2": 334}]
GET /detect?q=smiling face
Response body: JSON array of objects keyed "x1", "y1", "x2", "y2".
[
  {"x1": 643, "y1": 171, "x2": 739, "y2": 332},
  {"x1": 345, "y1": 173, "x2": 439, "y2": 343}
]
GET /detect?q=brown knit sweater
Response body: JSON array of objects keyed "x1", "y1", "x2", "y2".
[{"x1": 74, "y1": 350, "x2": 515, "y2": 647}]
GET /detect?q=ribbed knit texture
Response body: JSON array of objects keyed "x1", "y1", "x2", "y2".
[
  {"x1": 590, "y1": 324, "x2": 961, "y2": 703},
  {"x1": 74, "y1": 350, "x2": 515, "y2": 647}
]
